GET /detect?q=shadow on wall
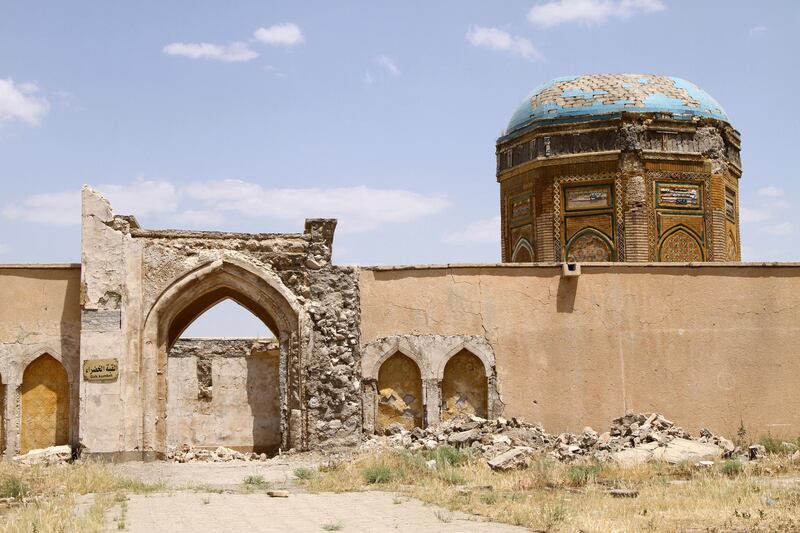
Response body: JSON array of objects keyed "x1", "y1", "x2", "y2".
[
  {"x1": 557, "y1": 276, "x2": 577, "y2": 313},
  {"x1": 246, "y1": 351, "x2": 281, "y2": 455}
]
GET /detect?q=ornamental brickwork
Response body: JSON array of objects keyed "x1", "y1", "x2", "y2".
[{"x1": 498, "y1": 114, "x2": 741, "y2": 263}]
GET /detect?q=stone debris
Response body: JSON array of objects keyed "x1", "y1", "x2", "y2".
[
  {"x1": 364, "y1": 412, "x2": 738, "y2": 470},
  {"x1": 486, "y1": 446, "x2": 535, "y2": 471},
  {"x1": 267, "y1": 490, "x2": 289, "y2": 498},
  {"x1": 166, "y1": 444, "x2": 270, "y2": 463},
  {"x1": 748, "y1": 444, "x2": 767, "y2": 460},
  {"x1": 12, "y1": 445, "x2": 72, "y2": 466}
]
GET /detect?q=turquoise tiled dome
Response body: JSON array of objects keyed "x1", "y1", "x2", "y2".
[{"x1": 505, "y1": 74, "x2": 729, "y2": 137}]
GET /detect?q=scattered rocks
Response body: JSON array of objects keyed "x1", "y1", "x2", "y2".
[
  {"x1": 487, "y1": 447, "x2": 535, "y2": 471},
  {"x1": 267, "y1": 490, "x2": 290, "y2": 498},
  {"x1": 12, "y1": 445, "x2": 72, "y2": 466},
  {"x1": 651, "y1": 438, "x2": 724, "y2": 464},
  {"x1": 364, "y1": 411, "x2": 738, "y2": 469},
  {"x1": 166, "y1": 444, "x2": 269, "y2": 463},
  {"x1": 749, "y1": 444, "x2": 767, "y2": 460}
]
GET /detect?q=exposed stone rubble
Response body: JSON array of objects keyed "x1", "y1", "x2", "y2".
[
  {"x1": 12, "y1": 445, "x2": 72, "y2": 466},
  {"x1": 166, "y1": 444, "x2": 271, "y2": 463},
  {"x1": 364, "y1": 412, "x2": 738, "y2": 470}
]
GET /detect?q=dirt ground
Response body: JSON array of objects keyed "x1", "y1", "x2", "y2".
[{"x1": 102, "y1": 460, "x2": 526, "y2": 533}]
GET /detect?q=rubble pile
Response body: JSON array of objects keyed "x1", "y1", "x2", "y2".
[
  {"x1": 12, "y1": 445, "x2": 72, "y2": 466},
  {"x1": 167, "y1": 444, "x2": 270, "y2": 463},
  {"x1": 367, "y1": 412, "x2": 738, "y2": 470}
]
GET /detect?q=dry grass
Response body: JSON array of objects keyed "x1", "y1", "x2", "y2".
[
  {"x1": 303, "y1": 447, "x2": 800, "y2": 532},
  {"x1": 0, "y1": 461, "x2": 165, "y2": 533}
]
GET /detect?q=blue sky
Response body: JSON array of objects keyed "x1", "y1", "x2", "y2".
[{"x1": 1, "y1": 1, "x2": 798, "y2": 334}]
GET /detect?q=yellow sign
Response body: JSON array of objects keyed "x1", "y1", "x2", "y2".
[{"x1": 83, "y1": 358, "x2": 119, "y2": 381}]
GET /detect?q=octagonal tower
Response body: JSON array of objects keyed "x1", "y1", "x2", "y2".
[{"x1": 497, "y1": 74, "x2": 741, "y2": 263}]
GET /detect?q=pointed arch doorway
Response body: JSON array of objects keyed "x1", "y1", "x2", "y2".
[{"x1": 141, "y1": 259, "x2": 308, "y2": 458}]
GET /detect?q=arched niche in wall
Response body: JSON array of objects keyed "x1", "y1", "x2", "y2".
[
  {"x1": 566, "y1": 228, "x2": 614, "y2": 262},
  {"x1": 376, "y1": 351, "x2": 424, "y2": 433},
  {"x1": 20, "y1": 354, "x2": 70, "y2": 454},
  {"x1": 511, "y1": 238, "x2": 534, "y2": 263},
  {"x1": 658, "y1": 226, "x2": 704, "y2": 262},
  {"x1": 440, "y1": 349, "x2": 489, "y2": 421}
]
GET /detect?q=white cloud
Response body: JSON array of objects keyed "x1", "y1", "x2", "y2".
[
  {"x1": 740, "y1": 207, "x2": 770, "y2": 224},
  {"x1": 167, "y1": 210, "x2": 226, "y2": 228},
  {"x1": 528, "y1": 0, "x2": 665, "y2": 28},
  {"x1": 100, "y1": 179, "x2": 179, "y2": 216},
  {"x1": 0, "y1": 78, "x2": 50, "y2": 125},
  {"x1": 254, "y1": 23, "x2": 305, "y2": 46},
  {"x1": 757, "y1": 186, "x2": 784, "y2": 198},
  {"x1": 2, "y1": 190, "x2": 79, "y2": 226},
  {"x1": 184, "y1": 179, "x2": 449, "y2": 233},
  {"x1": 377, "y1": 55, "x2": 400, "y2": 76},
  {"x1": 5, "y1": 179, "x2": 450, "y2": 233},
  {"x1": 362, "y1": 71, "x2": 374, "y2": 85},
  {"x1": 262, "y1": 65, "x2": 287, "y2": 79},
  {"x1": 163, "y1": 41, "x2": 258, "y2": 62},
  {"x1": 763, "y1": 222, "x2": 793, "y2": 236},
  {"x1": 2, "y1": 179, "x2": 178, "y2": 226},
  {"x1": 442, "y1": 216, "x2": 501, "y2": 245},
  {"x1": 465, "y1": 26, "x2": 543, "y2": 61},
  {"x1": 768, "y1": 199, "x2": 791, "y2": 210},
  {"x1": 749, "y1": 25, "x2": 767, "y2": 35}
]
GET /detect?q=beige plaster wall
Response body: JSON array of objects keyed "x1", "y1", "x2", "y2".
[
  {"x1": 360, "y1": 264, "x2": 800, "y2": 438},
  {"x1": 0, "y1": 266, "x2": 81, "y2": 457},
  {"x1": 166, "y1": 344, "x2": 281, "y2": 453}
]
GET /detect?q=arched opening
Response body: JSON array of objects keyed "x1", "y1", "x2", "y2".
[
  {"x1": 20, "y1": 354, "x2": 70, "y2": 453},
  {"x1": 566, "y1": 228, "x2": 614, "y2": 262},
  {"x1": 441, "y1": 349, "x2": 488, "y2": 421},
  {"x1": 512, "y1": 238, "x2": 534, "y2": 263},
  {"x1": 166, "y1": 298, "x2": 281, "y2": 454},
  {"x1": 658, "y1": 226, "x2": 704, "y2": 262},
  {"x1": 142, "y1": 259, "x2": 303, "y2": 457},
  {"x1": 377, "y1": 352, "x2": 423, "y2": 433}
]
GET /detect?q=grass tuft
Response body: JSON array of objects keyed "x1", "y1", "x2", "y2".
[
  {"x1": 294, "y1": 467, "x2": 315, "y2": 480},
  {"x1": 567, "y1": 463, "x2": 603, "y2": 487},
  {"x1": 0, "y1": 472, "x2": 29, "y2": 499},
  {"x1": 431, "y1": 446, "x2": 466, "y2": 468},
  {"x1": 243, "y1": 474, "x2": 270, "y2": 489},
  {"x1": 362, "y1": 465, "x2": 393, "y2": 484},
  {"x1": 721, "y1": 458, "x2": 743, "y2": 476}
]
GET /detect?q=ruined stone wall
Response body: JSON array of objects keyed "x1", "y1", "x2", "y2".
[
  {"x1": 167, "y1": 338, "x2": 280, "y2": 453},
  {"x1": 360, "y1": 263, "x2": 800, "y2": 438},
  {"x1": 79, "y1": 187, "x2": 361, "y2": 457},
  {"x1": 0, "y1": 265, "x2": 81, "y2": 457}
]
